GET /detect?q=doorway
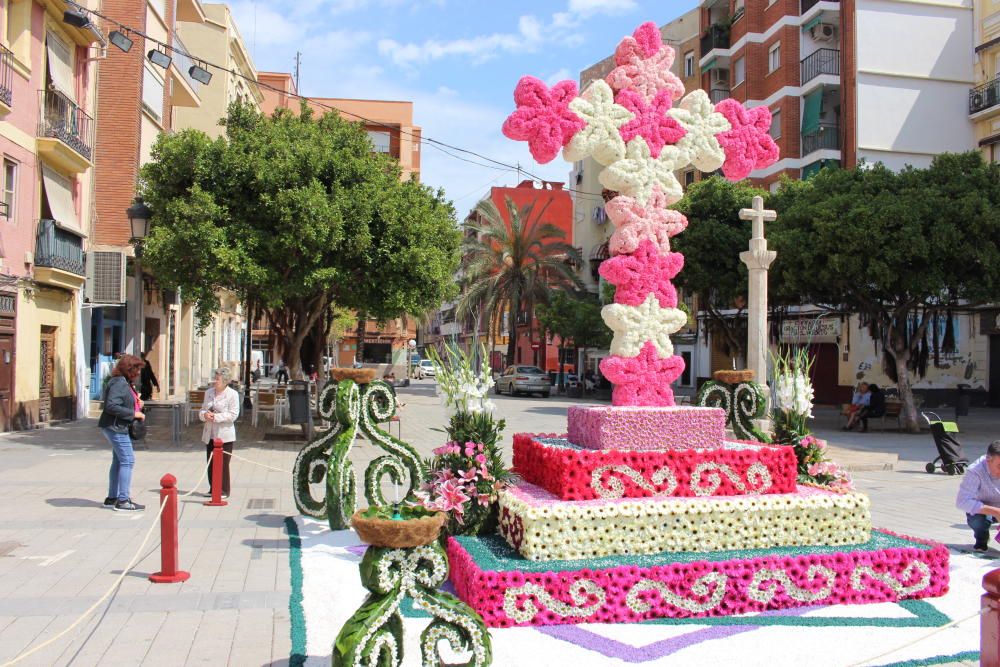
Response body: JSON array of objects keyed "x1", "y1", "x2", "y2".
[
  {"x1": 145, "y1": 317, "x2": 161, "y2": 396},
  {"x1": 807, "y1": 343, "x2": 842, "y2": 405},
  {"x1": 0, "y1": 335, "x2": 13, "y2": 430},
  {"x1": 990, "y1": 335, "x2": 1000, "y2": 407},
  {"x1": 90, "y1": 309, "x2": 124, "y2": 399},
  {"x1": 39, "y1": 327, "x2": 56, "y2": 422}
]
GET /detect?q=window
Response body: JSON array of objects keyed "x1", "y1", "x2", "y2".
[
  {"x1": 769, "y1": 109, "x2": 781, "y2": 139},
  {"x1": 769, "y1": 181, "x2": 781, "y2": 193},
  {"x1": 684, "y1": 51, "x2": 694, "y2": 78},
  {"x1": 45, "y1": 32, "x2": 74, "y2": 99},
  {"x1": 142, "y1": 64, "x2": 164, "y2": 121},
  {"x1": 734, "y1": 56, "x2": 746, "y2": 86},
  {"x1": 768, "y1": 42, "x2": 781, "y2": 73},
  {"x1": 2, "y1": 159, "x2": 15, "y2": 220},
  {"x1": 367, "y1": 130, "x2": 391, "y2": 153},
  {"x1": 684, "y1": 170, "x2": 695, "y2": 186}
]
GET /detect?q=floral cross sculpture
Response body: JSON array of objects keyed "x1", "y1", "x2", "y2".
[{"x1": 502, "y1": 21, "x2": 779, "y2": 406}]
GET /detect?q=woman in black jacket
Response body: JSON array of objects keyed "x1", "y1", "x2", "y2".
[{"x1": 98, "y1": 354, "x2": 146, "y2": 511}]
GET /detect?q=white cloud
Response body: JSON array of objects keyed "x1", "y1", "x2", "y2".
[
  {"x1": 378, "y1": 18, "x2": 543, "y2": 68},
  {"x1": 544, "y1": 68, "x2": 573, "y2": 86},
  {"x1": 229, "y1": 2, "x2": 307, "y2": 47},
  {"x1": 567, "y1": 0, "x2": 637, "y2": 17}
]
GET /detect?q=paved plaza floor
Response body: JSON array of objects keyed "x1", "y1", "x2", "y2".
[{"x1": 0, "y1": 380, "x2": 994, "y2": 666}]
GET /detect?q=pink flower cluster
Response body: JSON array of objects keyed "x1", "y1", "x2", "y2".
[
  {"x1": 512, "y1": 433, "x2": 797, "y2": 501},
  {"x1": 567, "y1": 405, "x2": 726, "y2": 451},
  {"x1": 415, "y1": 441, "x2": 496, "y2": 525},
  {"x1": 446, "y1": 533, "x2": 950, "y2": 628}
]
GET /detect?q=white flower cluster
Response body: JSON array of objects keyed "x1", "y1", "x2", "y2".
[
  {"x1": 503, "y1": 580, "x2": 606, "y2": 624},
  {"x1": 498, "y1": 485, "x2": 872, "y2": 561},
  {"x1": 433, "y1": 347, "x2": 497, "y2": 416},
  {"x1": 774, "y1": 371, "x2": 815, "y2": 418}
]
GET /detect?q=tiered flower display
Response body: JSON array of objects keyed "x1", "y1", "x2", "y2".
[
  {"x1": 501, "y1": 21, "x2": 778, "y2": 407},
  {"x1": 439, "y1": 20, "x2": 950, "y2": 632}
]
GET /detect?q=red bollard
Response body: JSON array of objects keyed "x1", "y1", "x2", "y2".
[
  {"x1": 149, "y1": 474, "x2": 190, "y2": 583},
  {"x1": 982, "y1": 569, "x2": 1000, "y2": 666},
  {"x1": 204, "y1": 438, "x2": 228, "y2": 507}
]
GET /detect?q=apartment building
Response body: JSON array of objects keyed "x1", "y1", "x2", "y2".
[
  {"x1": 972, "y1": 0, "x2": 1000, "y2": 160},
  {"x1": 86, "y1": 0, "x2": 207, "y2": 403},
  {"x1": 259, "y1": 73, "x2": 423, "y2": 371},
  {"x1": 426, "y1": 180, "x2": 574, "y2": 372},
  {"x1": 0, "y1": 0, "x2": 102, "y2": 428},
  {"x1": 174, "y1": 3, "x2": 263, "y2": 388}
]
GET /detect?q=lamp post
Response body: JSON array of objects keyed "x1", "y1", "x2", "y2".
[
  {"x1": 408, "y1": 339, "x2": 416, "y2": 380},
  {"x1": 127, "y1": 197, "x2": 152, "y2": 357}
]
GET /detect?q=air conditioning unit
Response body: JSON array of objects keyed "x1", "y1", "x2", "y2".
[
  {"x1": 811, "y1": 23, "x2": 837, "y2": 42},
  {"x1": 85, "y1": 250, "x2": 126, "y2": 304},
  {"x1": 711, "y1": 68, "x2": 730, "y2": 86}
]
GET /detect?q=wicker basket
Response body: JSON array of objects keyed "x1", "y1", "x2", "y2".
[
  {"x1": 351, "y1": 511, "x2": 446, "y2": 548},
  {"x1": 330, "y1": 368, "x2": 378, "y2": 384},
  {"x1": 712, "y1": 369, "x2": 756, "y2": 384}
]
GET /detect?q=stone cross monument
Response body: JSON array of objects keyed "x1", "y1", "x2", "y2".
[{"x1": 739, "y1": 196, "x2": 777, "y2": 389}]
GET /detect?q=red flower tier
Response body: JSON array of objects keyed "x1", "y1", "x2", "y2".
[
  {"x1": 513, "y1": 433, "x2": 797, "y2": 501},
  {"x1": 447, "y1": 530, "x2": 949, "y2": 628}
]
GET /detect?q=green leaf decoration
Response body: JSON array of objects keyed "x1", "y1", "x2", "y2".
[
  {"x1": 358, "y1": 381, "x2": 428, "y2": 506},
  {"x1": 696, "y1": 380, "x2": 770, "y2": 442}
]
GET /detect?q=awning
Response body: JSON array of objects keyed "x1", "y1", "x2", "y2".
[
  {"x1": 979, "y1": 133, "x2": 1000, "y2": 147},
  {"x1": 802, "y1": 15, "x2": 824, "y2": 32},
  {"x1": 802, "y1": 159, "x2": 839, "y2": 179},
  {"x1": 702, "y1": 57, "x2": 718, "y2": 72},
  {"x1": 46, "y1": 33, "x2": 75, "y2": 99},
  {"x1": 801, "y1": 88, "x2": 823, "y2": 135},
  {"x1": 41, "y1": 165, "x2": 79, "y2": 231}
]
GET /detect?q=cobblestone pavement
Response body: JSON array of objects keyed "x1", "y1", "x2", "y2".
[{"x1": 0, "y1": 380, "x2": 994, "y2": 665}]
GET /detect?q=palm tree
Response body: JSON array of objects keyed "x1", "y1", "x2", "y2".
[{"x1": 458, "y1": 196, "x2": 582, "y2": 367}]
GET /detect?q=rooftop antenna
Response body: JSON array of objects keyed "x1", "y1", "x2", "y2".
[{"x1": 294, "y1": 51, "x2": 301, "y2": 92}]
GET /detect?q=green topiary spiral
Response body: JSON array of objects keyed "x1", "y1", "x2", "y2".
[
  {"x1": 696, "y1": 379, "x2": 770, "y2": 442},
  {"x1": 292, "y1": 380, "x2": 343, "y2": 519},
  {"x1": 358, "y1": 381, "x2": 427, "y2": 506},
  {"x1": 332, "y1": 542, "x2": 492, "y2": 667}
]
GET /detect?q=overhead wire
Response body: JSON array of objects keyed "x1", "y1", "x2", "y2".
[{"x1": 68, "y1": 0, "x2": 611, "y2": 205}]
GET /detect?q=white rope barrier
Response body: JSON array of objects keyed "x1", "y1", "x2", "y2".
[
  {"x1": 848, "y1": 606, "x2": 986, "y2": 667},
  {"x1": 224, "y1": 450, "x2": 294, "y2": 475},
  {"x1": 1, "y1": 460, "x2": 212, "y2": 667}
]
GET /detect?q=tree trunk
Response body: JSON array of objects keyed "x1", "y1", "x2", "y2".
[
  {"x1": 893, "y1": 343, "x2": 921, "y2": 433},
  {"x1": 355, "y1": 312, "x2": 367, "y2": 365},
  {"x1": 506, "y1": 299, "x2": 518, "y2": 366},
  {"x1": 558, "y1": 342, "x2": 566, "y2": 392}
]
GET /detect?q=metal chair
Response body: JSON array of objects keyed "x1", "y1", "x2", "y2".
[
  {"x1": 253, "y1": 391, "x2": 281, "y2": 427},
  {"x1": 185, "y1": 390, "x2": 206, "y2": 426}
]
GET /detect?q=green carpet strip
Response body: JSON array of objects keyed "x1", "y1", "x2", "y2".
[{"x1": 285, "y1": 517, "x2": 308, "y2": 667}]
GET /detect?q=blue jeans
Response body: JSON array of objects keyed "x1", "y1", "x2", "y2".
[
  {"x1": 102, "y1": 427, "x2": 135, "y2": 502},
  {"x1": 967, "y1": 513, "x2": 997, "y2": 546}
]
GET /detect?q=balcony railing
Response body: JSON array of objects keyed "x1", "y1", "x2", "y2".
[
  {"x1": 171, "y1": 32, "x2": 202, "y2": 95},
  {"x1": 970, "y1": 78, "x2": 1000, "y2": 115},
  {"x1": 709, "y1": 88, "x2": 730, "y2": 104},
  {"x1": 801, "y1": 0, "x2": 837, "y2": 13},
  {"x1": 801, "y1": 48, "x2": 840, "y2": 85},
  {"x1": 38, "y1": 89, "x2": 94, "y2": 162},
  {"x1": 35, "y1": 220, "x2": 85, "y2": 276},
  {"x1": 801, "y1": 124, "x2": 840, "y2": 155},
  {"x1": 0, "y1": 44, "x2": 13, "y2": 108},
  {"x1": 700, "y1": 24, "x2": 730, "y2": 57}
]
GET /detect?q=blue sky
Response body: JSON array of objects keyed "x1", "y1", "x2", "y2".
[{"x1": 229, "y1": 0, "x2": 700, "y2": 215}]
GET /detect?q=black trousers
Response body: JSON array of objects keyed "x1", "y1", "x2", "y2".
[
  {"x1": 276, "y1": 370, "x2": 289, "y2": 384},
  {"x1": 205, "y1": 441, "x2": 234, "y2": 495}
]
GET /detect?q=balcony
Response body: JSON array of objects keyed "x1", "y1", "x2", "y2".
[
  {"x1": 709, "y1": 89, "x2": 730, "y2": 104},
  {"x1": 970, "y1": 79, "x2": 1000, "y2": 116},
  {"x1": 169, "y1": 32, "x2": 202, "y2": 108},
  {"x1": 700, "y1": 24, "x2": 730, "y2": 58},
  {"x1": 34, "y1": 219, "x2": 86, "y2": 289},
  {"x1": 36, "y1": 89, "x2": 94, "y2": 174},
  {"x1": 0, "y1": 44, "x2": 13, "y2": 114},
  {"x1": 800, "y1": 49, "x2": 840, "y2": 86},
  {"x1": 801, "y1": 0, "x2": 838, "y2": 13},
  {"x1": 801, "y1": 124, "x2": 840, "y2": 155}
]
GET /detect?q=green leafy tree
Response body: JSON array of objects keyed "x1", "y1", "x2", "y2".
[
  {"x1": 770, "y1": 153, "x2": 1000, "y2": 432},
  {"x1": 537, "y1": 289, "x2": 611, "y2": 390},
  {"x1": 140, "y1": 103, "x2": 460, "y2": 377},
  {"x1": 458, "y1": 196, "x2": 582, "y2": 365},
  {"x1": 672, "y1": 176, "x2": 768, "y2": 362}
]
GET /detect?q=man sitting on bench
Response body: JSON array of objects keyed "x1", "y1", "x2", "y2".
[{"x1": 855, "y1": 384, "x2": 885, "y2": 433}]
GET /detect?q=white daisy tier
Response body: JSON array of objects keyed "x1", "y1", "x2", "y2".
[
  {"x1": 497, "y1": 481, "x2": 872, "y2": 561},
  {"x1": 567, "y1": 405, "x2": 726, "y2": 451}
]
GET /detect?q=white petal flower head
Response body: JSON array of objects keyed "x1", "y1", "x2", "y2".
[
  {"x1": 563, "y1": 80, "x2": 634, "y2": 166},
  {"x1": 602, "y1": 293, "x2": 687, "y2": 358},
  {"x1": 670, "y1": 89, "x2": 731, "y2": 172},
  {"x1": 598, "y1": 137, "x2": 684, "y2": 206}
]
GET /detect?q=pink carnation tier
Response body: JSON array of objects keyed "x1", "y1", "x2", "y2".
[
  {"x1": 513, "y1": 433, "x2": 797, "y2": 501},
  {"x1": 567, "y1": 405, "x2": 726, "y2": 451},
  {"x1": 498, "y1": 481, "x2": 871, "y2": 561},
  {"x1": 447, "y1": 530, "x2": 949, "y2": 628}
]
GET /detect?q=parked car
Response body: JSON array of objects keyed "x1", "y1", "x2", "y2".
[
  {"x1": 495, "y1": 365, "x2": 551, "y2": 398},
  {"x1": 415, "y1": 359, "x2": 436, "y2": 379}
]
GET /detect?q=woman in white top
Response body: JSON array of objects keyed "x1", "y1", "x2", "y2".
[{"x1": 200, "y1": 367, "x2": 240, "y2": 498}]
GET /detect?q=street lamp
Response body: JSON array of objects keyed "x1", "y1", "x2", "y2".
[
  {"x1": 127, "y1": 197, "x2": 152, "y2": 357},
  {"x1": 408, "y1": 339, "x2": 416, "y2": 380}
]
